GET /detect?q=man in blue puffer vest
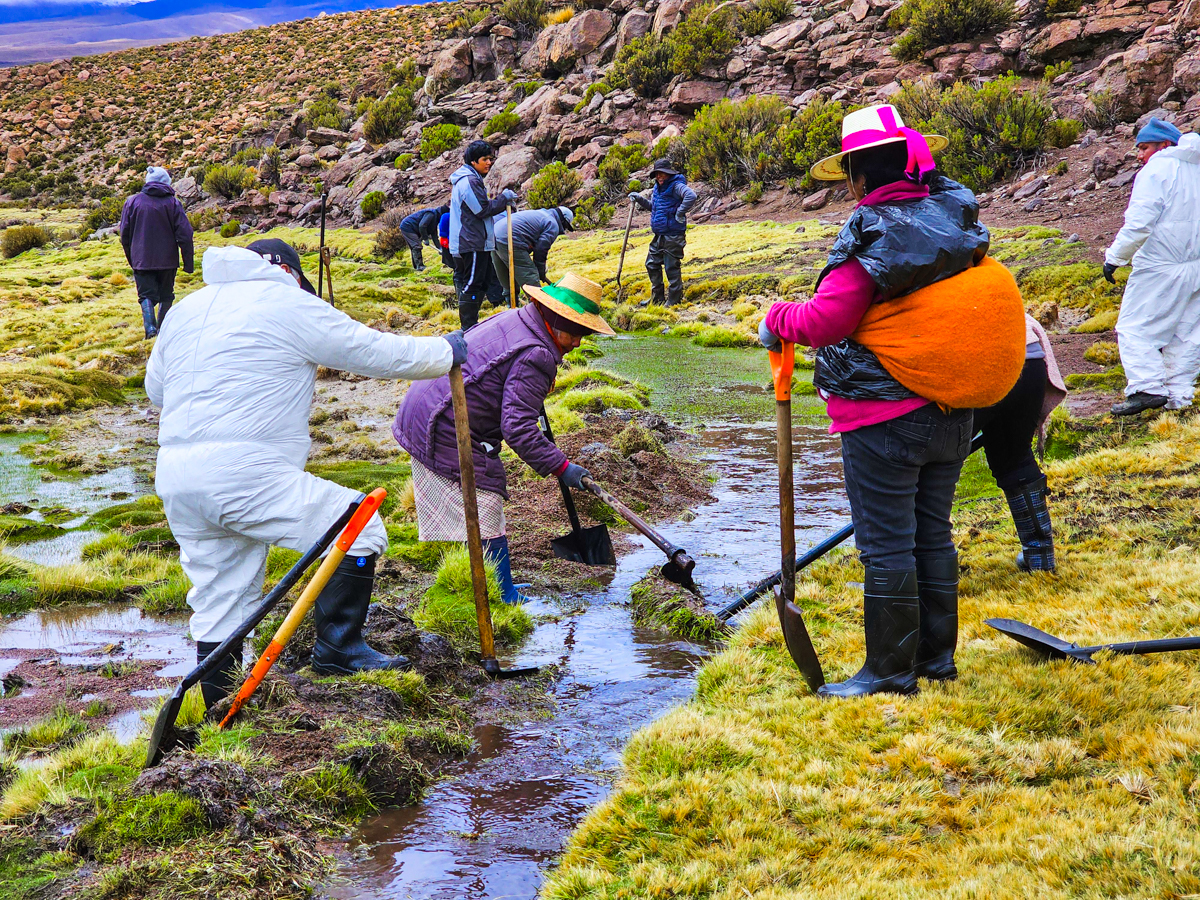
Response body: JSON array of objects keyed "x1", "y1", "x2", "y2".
[{"x1": 630, "y1": 158, "x2": 698, "y2": 306}]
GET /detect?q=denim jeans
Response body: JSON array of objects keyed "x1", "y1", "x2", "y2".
[
  {"x1": 133, "y1": 268, "x2": 176, "y2": 337},
  {"x1": 840, "y1": 404, "x2": 974, "y2": 571}
]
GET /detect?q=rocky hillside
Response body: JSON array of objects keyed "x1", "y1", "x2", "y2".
[{"x1": 0, "y1": 0, "x2": 1197, "y2": 230}]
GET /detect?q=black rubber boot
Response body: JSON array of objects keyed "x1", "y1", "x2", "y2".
[
  {"x1": 459, "y1": 300, "x2": 481, "y2": 330},
  {"x1": 196, "y1": 639, "x2": 243, "y2": 709},
  {"x1": 409, "y1": 246, "x2": 425, "y2": 271},
  {"x1": 311, "y1": 554, "x2": 410, "y2": 675},
  {"x1": 818, "y1": 568, "x2": 919, "y2": 698},
  {"x1": 1111, "y1": 391, "x2": 1168, "y2": 416},
  {"x1": 914, "y1": 555, "x2": 959, "y2": 681},
  {"x1": 1004, "y1": 475, "x2": 1056, "y2": 572}
]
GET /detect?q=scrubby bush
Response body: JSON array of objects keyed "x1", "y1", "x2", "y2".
[
  {"x1": 774, "y1": 97, "x2": 849, "y2": 189},
  {"x1": 1084, "y1": 90, "x2": 1122, "y2": 129},
  {"x1": 483, "y1": 103, "x2": 522, "y2": 137},
  {"x1": 361, "y1": 191, "x2": 386, "y2": 220},
  {"x1": 374, "y1": 208, "x2": 409, "y2": 257},
  {"x1": 596, "y1": 143, "x2": 650, "y2": 200},
  {"x1": 609, "y1": 35, "x2": 676, "y2": 98},
  {"x1": 574, "y1": 82, "x2": 610, "y2": 112},
  {"x1": 364, "y1": 66, "x2": 422, "y2": 143},
  {"x1": 670, "y1": 2, "x2": 739, "y2": 77},
  {"x1": 573, "y1": 196, "x2": 615, "y2": 229},
  {"x1": 83, "y1": 196, "x2": 124, "y2": 233},
  {"x1": 394, "y1": 153, "x2": 415, "y2": 170},
  {"x1": 1, "y1": 225, "x2": 51, "y2": 258},
  {"x1": 420, "y1": 123, "x2": 463, "y2": 161},
  {"x1": 895, "y1": 76, "x2": 1082, "y2": 189},
  {"x1": 219, "y1": 220, "x2": 240, "y2": 238},
  {"x1": 739, "y1": 0, "x2": 793, "y2": 35},
  {"x1": 500, "y1": 0, "x2": 547, "y2": 38},
  {"x1": 684, "y1": 95, "x2": 787, "y2": 191},
  {"x1": 891, "y1": 0, "x2": 1015, "y2": 61},
  {"x1": 528, "y1": 161, "x2": 583, "y2": 209},
  {"x1": 203, "y1": 163, "x2": 256, "y2": 199}
]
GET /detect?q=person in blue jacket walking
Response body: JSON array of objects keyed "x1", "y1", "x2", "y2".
[
  {"x1": 449, "y1": 140, "x2": 517, "y2": 329},
  {"x1": 630, "y1": 158, "x2": 697, "y2": 306},
  {"x1": 399, "y1": 203, "x2": 448, "y2": 272}
]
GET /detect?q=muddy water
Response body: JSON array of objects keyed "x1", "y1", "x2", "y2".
[{"x1": 332, "y1": 413, "x2": 849, "y2": 899}]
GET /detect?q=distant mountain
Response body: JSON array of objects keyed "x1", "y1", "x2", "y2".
[{"x1": 0, "y1": 0, "x2": 416, "y2": 65}]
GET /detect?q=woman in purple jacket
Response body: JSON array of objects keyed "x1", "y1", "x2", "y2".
[
  {"x1": 119, "y1": 166, "x2": 194, "y2": 339},
  {"x1": 394, "y1": 272, "x2": 614, "y2": 604}
]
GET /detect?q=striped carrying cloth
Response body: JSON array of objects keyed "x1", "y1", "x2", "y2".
[{"x1": 412, "y1": 460, "x2": 506, "y2": 541}]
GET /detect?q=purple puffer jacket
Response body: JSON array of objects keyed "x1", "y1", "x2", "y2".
[
  {"x1": 120, "y1": 184, "x2": 195, "y2": 272},
  {"x1": 394, "y1": 304, "x2": 567, "y2": 498}
]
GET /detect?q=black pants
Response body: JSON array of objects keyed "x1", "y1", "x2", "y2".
[
  {"x1": 646, "y1": 233, "x2": 686, "y2": 306},
  {"x1": 453, "y1": 251, "x2": 497, "y2": 330},
  {"x1": 841, "y1": 404, "x2": 974, "y2": 571},
  {"x1": 401, "y1": 229, "x2": 424, "y2": 269},
  {"x1": 972, "y1": 358, "x2": 1048, "y2": 491},
  {"x1": 133, "y1": 269, "x2": 176, "y2": 337}
]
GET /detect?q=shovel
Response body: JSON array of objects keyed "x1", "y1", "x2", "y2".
[
  {"x1": 770, "y1": 341, "x2": 824, "y2": 691},
  {"x1": 449, "y1": 363, "x2": 539, "y2": 679},
  {"x1": 615, "y1": 197, "x2": 636, "y2": 302},
  {"x1": 506, "y1": 202, "x2": 518, "y2": 310},
  {"x1": 580, "y1": 475, "x2": 698, "y2": 592},
  {"x1": 145, "y1": 497, "x2": 361, "y2": 767},
  {"x1": 218, "y1": 488, "x2": 387, "y2": 727},
  {"x1": 538, "y1": 407, "x2": 616, "y2": 567},
  {"x1": 987, "y1": 617, "x2": 1200, "y2": 664}
]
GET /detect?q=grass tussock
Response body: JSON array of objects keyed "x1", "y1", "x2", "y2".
[
  {"x1": 544, "y1": 414, "x2": 1200, "y2": 899},
  {"x1": 2, "y1": 704, "x2": 88, "y2": 756},
  {"x1": 412, "y1": 547, "x2": 533, "y2": 649}
]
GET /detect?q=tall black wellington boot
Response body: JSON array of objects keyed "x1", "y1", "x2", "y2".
[
  {"x1": 818, "y1": 568, "x2": 920, "y2": 698},
  {"x1": 196, "y1": 639, "x2": 243, "y2": 709},
  {"x1": 409, "y1": 245, "x2": 425, "y2": 272},
  {"x1": 311, "y1": 554, "x2": 410, "y2": 675},
  {"x1": 914, "y1": 555, "x2": 959, "y2": 681},
  {"x1": 1004, "y1": 475, "x2": 1056, "y2": 572},
  {"x1": 459, "y1": 299, "x2": 481, "y2": 330}
]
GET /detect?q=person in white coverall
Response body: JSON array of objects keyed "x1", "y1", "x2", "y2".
[
  {"x1": 1104, "y1": 118, "x2": 1200, "y2": 416},
  {"x1": 146, "y1": 239, "x2": 467, "y2": 708}
]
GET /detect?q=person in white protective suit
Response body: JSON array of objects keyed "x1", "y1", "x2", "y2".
[
  {"x1": 146, "y1": 239, "x2": 467, "y2": 708},
  {"x1": 1104, "y1": 119, "x2": 1200, "y2": 416}
]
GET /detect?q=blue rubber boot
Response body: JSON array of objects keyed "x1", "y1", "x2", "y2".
[{"x1": 482, "y1": 536, "x2": 530, "y2": 605}]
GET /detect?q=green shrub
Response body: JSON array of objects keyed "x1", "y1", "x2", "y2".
[
  {"x1": 394, "y1": 153, "x2": 415, "y2": 170},
  {"x1": 203, "y1": 163, "x2": 255, "y2": 199},
  {"x1": 1045, "y1": 0, "x2": 1082, "y2": 12},
  {"x1": 361, "y1": 191, "x2": 386, "y2": 220},
  {"x1": 573, "y1": 196, "x2": 615, "y2": 229},
  {"x1": 739, "y1": 0, "x2": 793, "y2": 35},
  {"x1": 83, "y1": 196, "x2": 124, "y2": 233},
  {"x1": 528, "y1": 161, "x2": 583, "y2": 208},
  {"x1": 364, "y1": 89, "x2": 417, "y2": 144},
  {"x1": 218, "y1": 220, "x2": 240, "y2": 238},
  {"x1": 447, "y1": 7, "x2": 488, "y2": 35},
  {"x1": 684, "y1": 95, "x2": 792, "y2": 191},
  {"x1": 573, "y1": 82, "x2": 610, "y2": 112},
  {"x1": 1084, "y1": 90, "x2": 1121, "y2": 130},
  {"x1": 670, "y1": 2, "x2": 739, "y2": 77},
  {"x1": 891, "y1": 0, "x2": 1015, "y2": 61},
  {"x1": 420, "y1": 123, "x2": 463, "y2": 161},
  {"x1": 483, "y1": 103, "x2": 522, "y2": 137},
  {"x1": 774, "y1": 98, "x2": 848, "y2": 189},
  {"x1": 895, "y1": 76, "x2": 1082, "y2": 189},
  {"x1": 306, "y1": 84, "x2": 350, "y2": 130},
  {"x1": 596, "y1": 143, "x2": 650, "y2": 200},
  {"x1": 610, "y1": 35, "x2": 676, "y2": 98},
  {"x1": 1, "y1": 225, "x2": 51, "y2": 258},
  {"x1": 500, "y1": 0, "x2": 546, "y2": 38}
]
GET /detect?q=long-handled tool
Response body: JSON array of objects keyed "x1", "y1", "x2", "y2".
[
  {"x1": 218, "y1": 489, "x2": 387, "y2": 727},
  {"x1": 716, "y1": 435, "x2": 986, "y2": 623},
  {"x1": 538, "y1": 407, "x2": 616, "y2": 566},
  {"x1": 506, "y1": 202, "x2": 518, "y2": 310},
  {"x1": 771, "y1": 341, "x2": 824, "y2": 691},
  {"x1": 449, "y1": 363, "x2": 539, "y2": 679},
  {"x1": 317, "y1": 191, "x2": 328, "y2": 301},
  {"x1": 580, "y1": 475, "x2": 697, "y2": 592},
  {"x1": 987, "y1": 618, "x2": 1200, "y2": 664},
  {"x1": 615, "y1": 196, "x2": 636, "y2": 302},
  {"x1": 145, "y1": 499, "x2": 361, "y2": 767}
]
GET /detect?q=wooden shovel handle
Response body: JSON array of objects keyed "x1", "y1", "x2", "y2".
[{"x1": 507, "y1": 203, "x2": 517, "y2": 310}]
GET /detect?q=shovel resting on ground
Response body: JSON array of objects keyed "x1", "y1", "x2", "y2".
[
  {"x1": 987, "y1": 617, "x2": 1200, "y2": 664},
  {"x1": 218, "y1": 488, "x2": 387, "y2": 727},
  {"x1": 449, "y1": 363, "x2": 539, "y2": 679},
  {"x1": 145, "y1": 497, "x2": 362, "y2": 767},
  {"x1": 770, "y1": 341, "x2": 824, "y2": 691},
  {"x1": 580, "y1": 475, "x2": 699, "y2": 593},
  {"x1": 538, "y1": 407, "x2": 616, "y2": 567}
]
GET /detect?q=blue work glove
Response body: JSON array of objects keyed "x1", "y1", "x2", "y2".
[
  {"x1": 502, "y1": 189, "x2": 519, "y2": 205},
  {"x1": 561, "y1": 461, "x2": 590, "y2": 490},
  {"x1": 1103, "y1": 262, "x2": 1119, "y2": 284},
  {"x1": 444, "y1": 329, "x2": 468, "y2": 366},
  {"x1": 675, "y1": 212, "x2": 687, "y2": 225},
  {"x1": 758, "y1": 318, "x2": 782, "y2": 353}
]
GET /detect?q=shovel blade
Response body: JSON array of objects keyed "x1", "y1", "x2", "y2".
[
  {"x1": 481, "y1": 658, "x2": 541, "y2": 679},
  {"x1": 776, "y1": 592, "x2": 825, "y2": 691},
  {"x1": 661, "y1": 553, "x2": 698, "y2": 592},
  {"x1": 144, "y1": 684, "x2": 187, "y2": 768},
  {"x1": 985, "y1": 617, "x2": 1096, "y2": 663},
  {"x1": 551, "y1": 525, "x2": 617, "y2": 567}
]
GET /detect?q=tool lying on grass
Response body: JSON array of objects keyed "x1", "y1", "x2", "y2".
[
  {"x1": 715, "y1": 436, "x2": 986, "y2": 623},
  {"x1": 770, "y1": 341, "x2": 825, "y2": 691},
  {"x1": 145, "y1": 498, "x2": 362, "y2": 767},
  {"x1": 450, "y1": 363, "x2": 539, "y2": 679},
  {"x1": 987, "y1": 617, "x2": 1200, "y2": 664},
  {"x1": 218, "y1": 489, "x2": 387, "y2": 727},
  {"x1": 614, "y1": 193, "x2": 637, "y2": 302},
  {"x1": 581, "y1": 475, "x2": 698, "y2": 592},
  {"x1": 538, "y1": 407, "x2": 616, "y2": 567}
]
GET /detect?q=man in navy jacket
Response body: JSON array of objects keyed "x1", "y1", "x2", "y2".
[
  {"x1": 630, "y1": 159, "x2": 697, "y2": 307},
  {"x1": 120, "y1": 166, "x2": 194, "y2": 338}
]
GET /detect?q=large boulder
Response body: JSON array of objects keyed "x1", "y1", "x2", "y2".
[
  {"x1": 486, "y1": 145, "x2": 542, "y2": 192},
  {"x1": 1175, "y1": 48, "x2": 1200, "y2": 95},
  {"x1": 325, "y1": 154, "x2": 375, "y2": 187},
  {"x1": 427, "y1": 40, "x2": 474, "y2": 98},
  {"x1": 1122, "y1": 40, "x2": 1182, "y2": 115},
  {"x1": 174, "y1": 176, "x2": 201, "y2": 204},
  {"x1": 306, "y1": 126, "x2": 350, "y2": 146},
  {"x1": 348, "y1": 166, "x2": 407, "y2": 203},
  {"x1": 760, "y1": 18, "x2": 813, "y2": 53},
  {"x1": 524, "y1": 10, "x2": 615, "y2": 74},
  {"x1": 617, "y1": 9, "x2": 654, "y2": 49},
  {"x1": 668, "y1": 80, "x2": 728, "y2": 113}
]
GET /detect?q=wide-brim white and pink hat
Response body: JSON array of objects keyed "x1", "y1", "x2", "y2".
[{"x1": 810, "y1": 104, "x2": 949, "y2": 182}]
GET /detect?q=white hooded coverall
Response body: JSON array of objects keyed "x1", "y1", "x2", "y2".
[
  {"x1": 1106, "y1": 132, "x2": 1200, "y2": 405},
  {"x1": 146, "y1": 246, "x2": 453, "y2": 643}
]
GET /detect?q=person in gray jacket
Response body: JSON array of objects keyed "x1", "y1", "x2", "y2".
[
  {"x1": 491, "y1": 207, "x2": 575, "y2": 305},
  {"x1": 630, "y1": 159, "x2": 698, "y2": 306},
  {"x1": 449, "y1": 140, "x2": 518, "y2": 329}
]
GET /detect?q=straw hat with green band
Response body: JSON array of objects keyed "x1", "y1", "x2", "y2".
[{"x1": 523, "y1": 272, "x2": 616, "y2": 336}]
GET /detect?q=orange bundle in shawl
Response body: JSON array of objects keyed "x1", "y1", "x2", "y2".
[{"x1": 849, "y1": 256, "x2": 1025, "y2": 409}]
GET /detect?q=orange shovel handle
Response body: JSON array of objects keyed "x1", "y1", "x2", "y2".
[
  {"x1": 769, "y1": 342, "x2": 795, "y2": 402},
  {"x1": 219, "y1": 488, "x2": 387, "y2": 728}
]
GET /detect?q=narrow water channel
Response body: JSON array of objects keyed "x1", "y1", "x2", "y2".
[{"x1": 330, "y1": 338, "x2": 851, "y2": 899}]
